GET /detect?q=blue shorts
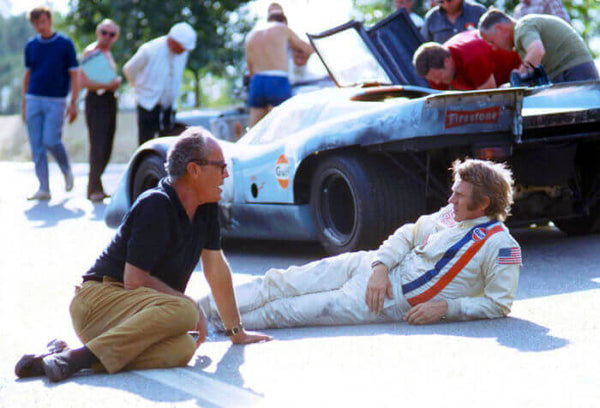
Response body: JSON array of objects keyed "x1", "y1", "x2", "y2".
[{"x1": 248, "y1": 74, "x2": 292, "y2": 108}]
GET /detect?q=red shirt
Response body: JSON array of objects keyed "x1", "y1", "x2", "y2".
[{"x1": 429, "y1": 31, "x2": 521, "y2": 90}]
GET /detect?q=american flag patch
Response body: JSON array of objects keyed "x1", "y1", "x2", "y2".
[{"x1": 498, "y1": 247, "x2": 522, "y2": 265}]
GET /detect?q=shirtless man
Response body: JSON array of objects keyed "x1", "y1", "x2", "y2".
[{"x1": 245, "y1": 4, "x2": 313, "y2": 126}]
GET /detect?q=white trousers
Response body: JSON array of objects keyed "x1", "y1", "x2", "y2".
[{"x1": 203, "y1": 251, "x2": 408, "y2": 330}]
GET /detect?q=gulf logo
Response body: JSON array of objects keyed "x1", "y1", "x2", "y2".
[
  {"x1": 275, "y1": 154, "x2": 290, "y2": 189},
  {"x1": 472, "y1": 227, "x2": 487, "y2": 241}
]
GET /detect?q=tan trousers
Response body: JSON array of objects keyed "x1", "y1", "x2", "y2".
[{"x1": 69, "y1": 278, "x2": 198, "y2": 374}]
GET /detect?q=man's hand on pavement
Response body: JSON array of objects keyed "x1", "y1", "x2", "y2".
[
  {"x1": 230, "y1": 330, "x2": 272, "y2": 345},
  {"x1": 365, "y1": 264, "x2": 393, "y2": 314},
  {"x1": 404, "y1": 300, "x2": 448, "y2": 325}
]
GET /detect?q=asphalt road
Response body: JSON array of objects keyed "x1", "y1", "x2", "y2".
[{"x1": 1, "y1": 161, "x2": 599, "y2": 407}]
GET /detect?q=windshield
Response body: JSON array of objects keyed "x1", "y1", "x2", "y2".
[{"x1": 310, "y1": 26, "x2": 392, "y2": 87}]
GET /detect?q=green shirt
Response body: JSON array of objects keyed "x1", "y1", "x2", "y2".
[{"x1": 514, "y1": 14, "x2": 592, "y2": 80}]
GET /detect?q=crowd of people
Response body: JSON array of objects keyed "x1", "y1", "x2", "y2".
[{"x1": 14, "y1": 0, "x2": 598, "y2": 384}]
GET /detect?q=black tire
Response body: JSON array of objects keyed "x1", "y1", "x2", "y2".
[
  {"x1": 132, "y1": 154, "x2": 167, "y2": 201},
  {"x1": 553, "y1": 214, "x2": 600, "y2": 235},
  {"x1": 310, "y1": 153, "x2": 425, "y2": 255},
  {"x1": 552, "y1": 144, "x2": 600, "y2": 235}
]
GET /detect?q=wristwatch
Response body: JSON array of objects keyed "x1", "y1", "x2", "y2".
[{"x1": 225, "y1": 324, "x2": 244, "y2": 337}]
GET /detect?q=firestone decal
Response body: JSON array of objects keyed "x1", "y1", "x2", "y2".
[
  {"x1": 275, "y1": 154, "x2": 290, "y2": 189},
  {"x1": 445, "y1": 106, "x2": 500, "y2": 129}
]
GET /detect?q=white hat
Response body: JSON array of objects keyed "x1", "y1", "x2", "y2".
[{"x1": 168, "y1": 22, "x2": 196, "y2": 51}]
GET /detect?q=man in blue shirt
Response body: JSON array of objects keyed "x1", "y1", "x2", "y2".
[
  {"x1": 22, "y1": 6, "x2": 80, "y2": 200},
  {"x1": 421, "y1": 0, "x2": 486, "y2": 44}
]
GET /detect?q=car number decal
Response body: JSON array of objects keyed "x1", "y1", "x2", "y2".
[
  {"x1": 275, "y1": 154, "x2": 290, "y2": 189},
  {"x1": 444, "y1": 106, "x2": 500, "y2": 129}
]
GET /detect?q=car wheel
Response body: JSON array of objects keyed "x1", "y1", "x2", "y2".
[
  {"x1": 310, "y1": 153, "x2": 424, "y2": 255},
  {"x1": 553, "y1": 213, "x2": 600, "y2": 235},
  {"x1": 132, "y1": 154, "x2": 167, "y2": 201},
  {"x1": 553, "y1": 147, "x2": 600, "y2": 235}
]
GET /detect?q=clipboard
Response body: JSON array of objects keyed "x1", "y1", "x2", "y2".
[{"x1": 81, "y1": 50, "x2": 117, "y2": 84}]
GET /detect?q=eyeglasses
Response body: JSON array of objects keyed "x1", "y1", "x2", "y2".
[
  {"x1": 100, "y1": 29, "x2": 116, "y2": 38},
  {"x1": 190, "y1": 159, "x2": 227, "y2": 175},
  {"x1": 436, "y1": 0, "x2": 454, "y2": 3}
]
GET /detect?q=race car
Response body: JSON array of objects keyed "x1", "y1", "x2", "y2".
[{"x1": 105, "y1": 10, "x2": 600, "y2": 254}]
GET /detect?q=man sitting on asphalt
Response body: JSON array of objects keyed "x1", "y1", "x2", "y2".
[
  {"x1": 413, "y1": 30, "x2": 521, "y2": 90},
  {"x1": 16, "y1": 127, "x2": 270, "y2": 382},
  {"x1": 478, "y1": 9, "x2": 599, "y2": 83},
  {"x1": 200, "y1": 159, "x2": 522, "y2": 329},
  {"x1": 245, "y1": 3, "x2": 313, "y2": 126}
]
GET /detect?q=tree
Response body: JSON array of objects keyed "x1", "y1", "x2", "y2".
[
  {"x1": 64, "y1": 0, "x2": 255, "y2": 107},
  {"x1": 0, "y1": 14, "x2": 35, "y2": 114}
]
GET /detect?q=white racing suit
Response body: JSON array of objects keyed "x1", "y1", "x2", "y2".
[{"x1": 200, "y1": 205, "x2": 521, "y2": 329}]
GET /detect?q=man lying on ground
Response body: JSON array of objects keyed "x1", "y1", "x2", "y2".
[{"x1": 200, "y1": 159, "x2": 522, "y2": 329}]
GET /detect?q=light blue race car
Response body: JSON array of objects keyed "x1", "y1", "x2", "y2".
[{"x1": 106, "y1": 10, "x2": 600, "y2": 254}]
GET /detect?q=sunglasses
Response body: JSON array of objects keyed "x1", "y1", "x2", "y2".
[
  {"x1": 190, "y1": 159, "x2": 228, "y2": 175},
  {"x1": 100, "y1": 29, "x2": 116, "y2": 38},
  {"x1": 437, "y1": 0, "x2": 454, "y2": 3}
]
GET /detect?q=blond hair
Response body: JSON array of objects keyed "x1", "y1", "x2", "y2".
[{"x1": 452, "y1": 159, "x2": 514, "y2": 221}]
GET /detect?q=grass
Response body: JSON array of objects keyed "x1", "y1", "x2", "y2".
[{"x1": 0, "y1": 111, "x2": 139, "y2": 163}]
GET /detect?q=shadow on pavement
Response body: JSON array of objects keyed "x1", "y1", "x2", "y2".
[
  {"x1": 24, "y1": 199, "x2": 85, "y2": 227},
  {"x1": 252, "y1": 316, "x2": 568, "y2": 353},
  {"x1": 512, "y1": 226, "x2": 600, "y2": 299},
  {"x1": 40, "y1": 347, "x2": 261, "y2": 407},
  {"x1": 90, "y1": 202, "x2": 107, "y2": 222}
]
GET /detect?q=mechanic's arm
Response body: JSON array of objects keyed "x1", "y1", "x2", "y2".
[
  {"x1": 201, "y1": 249, "x2": 271, "y2": 344},
  {"x1": 519, "y1": 39, "x2": 545, "y2": 73},
  {"x1": 21, "y1": 69, "x2": 30, "y2": 122},
  {"x1": 476, "y1": 74, "x2": 497, "y2": 90},
  {"x1": 66, "y1": 68, "x2": 80, "y2": 123}
]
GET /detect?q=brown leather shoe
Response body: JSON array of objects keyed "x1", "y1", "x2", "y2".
[
  {"x1": 42, "y1": 353, "x2": 73, "y2": 382},
  {"x1": 15, "y1": 339, "x2": 69, "y2": 378}
]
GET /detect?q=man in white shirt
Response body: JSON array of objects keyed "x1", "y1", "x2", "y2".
[
  {"x1": 200, "y1": 159, "x2": 522, "y2": 328},
  {"x1": 124, "y1": 22, "x2": 196, "y2": 145}
]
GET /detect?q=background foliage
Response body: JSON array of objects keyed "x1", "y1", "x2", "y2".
[{"x1": 1, "y1": 0, "x2": 598, "y2": 115}]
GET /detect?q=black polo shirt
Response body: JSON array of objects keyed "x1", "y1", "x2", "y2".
[{"x1": 83, "y1": 178, "x2": 221, "y2": 292}]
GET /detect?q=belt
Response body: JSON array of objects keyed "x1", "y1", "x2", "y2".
[{"x1": 82, "y1": 275, "x2": 121, "y2": 284}]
